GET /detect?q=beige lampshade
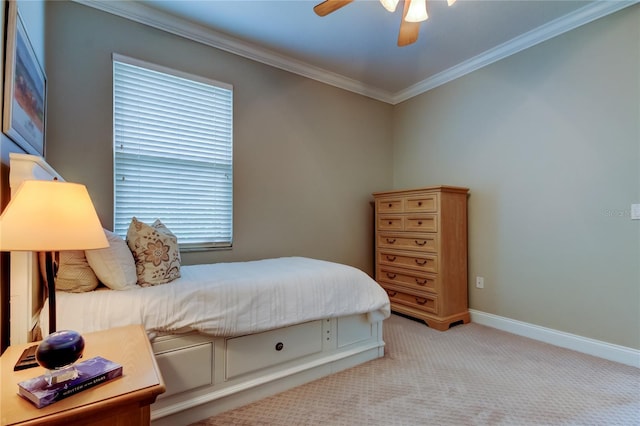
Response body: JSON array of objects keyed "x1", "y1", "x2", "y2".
[{"x1": 0, "y1": 180, "x2": 108, "y2": 251}]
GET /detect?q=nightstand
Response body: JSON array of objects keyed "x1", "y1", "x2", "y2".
[{"x1": 1, "y1": 325, "x2": 165, "y2": 425}]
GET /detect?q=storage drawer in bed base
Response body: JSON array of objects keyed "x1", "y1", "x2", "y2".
[
  {"x1": 225, "y1": 320, "x2": 323, "y2": 380},
  {"x1": 152, "y1": 333, "x2": 215, "y2": 398}
]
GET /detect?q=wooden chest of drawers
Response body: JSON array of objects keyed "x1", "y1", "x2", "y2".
[{"x1": 373, "y1": 186, "x2": 469, "y2": 331}]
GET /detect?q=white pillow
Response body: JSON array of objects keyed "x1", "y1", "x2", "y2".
[{"x1": 85, "y1": 229, "x2": 137, "y2": 290}]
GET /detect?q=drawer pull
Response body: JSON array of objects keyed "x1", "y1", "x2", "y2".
[
  {"x1": 388, "y1": 203, "x2": 393, "y2": 207},
  {"x1": 415, "y1": 297, "x2": 428, "y2": 305},
  {"x1": 415, "y1": 278, "x2": 427, "y2": 286},
  {"x1": 388, "y1": 221, "x2": 393, "y2": 225},
  {"x1": 417, "y1": 221, "x2": 423, "y2": 225},
  {"x1": 415, "y1": 240, "x2": 427, "y2": 246},
  {"x1": 275, "y1": 342, "x2": 284, "y2": 351},
  {"x1": 418, "y1": 201, "x2": 422, "y2": 206},
  {"x1": 386, "y1": 273, "x2": 397, "y2": 279},
  {"x1": 415, "y1": 259, "x2": 427, "y2": 266},
  {"x1": 386, "y1": 255, "x2": 397, "y2": 262},
  {"x1": 386, "y1": 238, "x2": 396, "y2": 244},
  {"x1": 386, "y1": 290, "x2": 397, "y2": 297}
]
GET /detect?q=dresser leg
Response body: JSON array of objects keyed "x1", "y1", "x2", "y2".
[{"x1": 423, "y1": 312, "x2": 470, "y2": 331}]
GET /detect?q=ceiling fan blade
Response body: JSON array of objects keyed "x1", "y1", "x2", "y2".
[
  {"x1": 314, "y1": 0, "x2": 354, "y2": 17},
  {"x1": 398, "y1": 0, "x2": 420, "y2": 46}
]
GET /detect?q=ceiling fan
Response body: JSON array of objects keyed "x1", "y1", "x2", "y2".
[{"x1": 314, "y1": 0, "x2": 456, "y2": 47}]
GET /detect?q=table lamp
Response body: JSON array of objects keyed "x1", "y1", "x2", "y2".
[{"x1": 0, "y1": 179, "x2": 108, "y2": 381}]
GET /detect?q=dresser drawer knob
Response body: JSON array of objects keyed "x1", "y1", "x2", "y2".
[
  {"x1": 388, "y1": 221, "x2": 393, "y2": 225},
  {"x1": 386, "y1": 238, "x2": 396, "y2": 244},
  {"x1": 415, "y1": 240, "x2": 426, "y2": 246},
  {"x1": 386, "y1": 255, "x2": 396, "y2": 262},
  {"x1": 416, "y1": 278, "x2": 427, "y2": 286},
  {"x1": 417, "y1": 221, "x2": 423, "y2": 225},
  {"x1": 386, "y1": 290, "x2": 397, "y2": 297},
  {"x1": 415, "y1": 259, "x2": 427, "y2": 266},
  {"x1": 415, "y1": 297, "x2": 428, "y2": 305},
  {"x1": 388, "y1": 203, "x2": 393, "y2": 207},
  {"x1": 386, "y1": 273, "x2": 397, "y2": 279},
  {"x1": 418, "y1": 201, "x2": 422, "y2": 206},
  {"x1": 275, "y1": 342, "x2": 284, "y2": 351}
]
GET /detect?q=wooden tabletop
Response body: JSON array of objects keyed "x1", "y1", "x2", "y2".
[{"x1": 0, "y1": 325, "x2": 165, "y2": 425}]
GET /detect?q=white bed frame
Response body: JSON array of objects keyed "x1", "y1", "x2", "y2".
[{"x1": 8, "y1": 153, "x2": 386, "y2": 425}]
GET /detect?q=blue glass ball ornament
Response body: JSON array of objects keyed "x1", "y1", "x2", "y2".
[{"x1": 36, "y1": 330, "x2": 85, "y2": 370}]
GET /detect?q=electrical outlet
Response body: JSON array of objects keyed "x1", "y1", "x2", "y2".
[{"x1": 475, "y1": 276, "x2": 484, "y2": 289}]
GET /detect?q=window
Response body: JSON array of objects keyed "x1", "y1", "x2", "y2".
[{"x1": 113, "y1": 54, "x2": 233, "y2": 249}]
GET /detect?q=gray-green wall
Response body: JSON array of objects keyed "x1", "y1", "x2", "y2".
[
  {"x1": 42, "y1": 1, "x2": 638, "y2": 350},
  {"x1": 392, "y1": 6, "x2": 639, "y2": 349},
  {"x1": 43, "y1": 1, "x2": 393, "y2": 274}
]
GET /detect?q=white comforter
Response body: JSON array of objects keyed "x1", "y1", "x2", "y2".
[{"x1": 40, "y1": 257, "x2": 390, "y2": 338}]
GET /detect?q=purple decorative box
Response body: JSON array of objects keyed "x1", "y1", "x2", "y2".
[{"x1": 17, "y1": 356, "x2": 123, "y2": 408}]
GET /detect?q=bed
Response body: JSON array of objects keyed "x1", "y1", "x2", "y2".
[{"x1": 7, "y1": 153, "x2": 391, "y2": 425}]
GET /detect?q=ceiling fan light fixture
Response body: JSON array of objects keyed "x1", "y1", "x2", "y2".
[
  {"x1": 405, "y1": 0, "x2": 428, "y2": 23},
  {"x1": 380, "y1": 0, "x2": 400, "y2": 12}
]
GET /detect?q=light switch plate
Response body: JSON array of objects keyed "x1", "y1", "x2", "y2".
[{"x1": 632, "y1": 204, "x2": 640, "y2": 220}]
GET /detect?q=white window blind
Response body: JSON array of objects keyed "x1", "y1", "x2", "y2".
[{"x1": 113, "y1": 54, "x2": 233, "y2": 249}]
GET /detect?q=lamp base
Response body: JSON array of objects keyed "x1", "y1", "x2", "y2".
[{"x1": 43, "y1": 365, "x2": 80, "y2": 386}]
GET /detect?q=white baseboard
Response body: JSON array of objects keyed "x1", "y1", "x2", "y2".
[{"x1": 469, "y1": 309, "x2": 640, "y2": 368}]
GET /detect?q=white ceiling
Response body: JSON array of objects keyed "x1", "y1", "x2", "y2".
[{"x1": 81, "y1": 0, "x2": 636, "y2": 104}]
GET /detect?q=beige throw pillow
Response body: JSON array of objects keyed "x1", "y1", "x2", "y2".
[
  {"x1": 39, "y1": 251, "x2": 99, "y2": 293},
  {"x1": 85, "y1": 229, "x2": 138, "y2": 290},
  {"x1": 126, "y1": 217, "x2": 181, "y2": 287}
]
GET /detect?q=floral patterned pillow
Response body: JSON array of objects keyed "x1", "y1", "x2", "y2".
[{"x1": 126, "y1": 217, "x2": 181, "y2": 287}]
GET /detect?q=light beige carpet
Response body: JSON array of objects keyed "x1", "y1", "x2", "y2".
[{"x1": 190, "y1": 314, "x2": 639, "y2": 425}]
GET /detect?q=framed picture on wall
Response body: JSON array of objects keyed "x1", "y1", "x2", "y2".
[{"x1": 2, "y1": 1, "x2": 46, "y2": 156}]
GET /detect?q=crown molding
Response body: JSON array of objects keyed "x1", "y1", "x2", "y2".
[
  {"x1": 392, "y1": 0, "x2": 638, "y2": 104},
  {"x1": 75, "y1": 0, "x2": 637, "y2": 105},
  {"x1": 73, "y1": 0, "x2": 395, "y2": 103}
]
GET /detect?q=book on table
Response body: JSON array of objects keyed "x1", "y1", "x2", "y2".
[{"x1": 17, "y1": 356, "x2": 123, "y2": 408}]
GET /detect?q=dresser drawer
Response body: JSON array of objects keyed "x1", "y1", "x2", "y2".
[
  {"x1": 384, "y1": 286, "x2": 438, "y2": 314},
  {"x1": 378, "y1": 249, "x2": 438, "y2": 273},
  {"x1": 404, "y1": 215, "x2": 437, "y2": 232},
  {"x1": 378, "y1": 215, "x2": 437, "y2": 232},
  {"x1": 376, "y1": 197, "x2": 403, "y2": 214},
  {"x1": 377, "y1": 215, "x2": 404, "y2": 231},
  {"x1": 377, "y1": 266, "x2": 438, "y2": 294},
  {"x1": 405, "y1": 193, "x2": 438, "y2": 212},
  {"x1": 225, "y1": 320, "x2": 322, "y2": 379},
  {"x1": 377, "y1": 232, "x2": 438, "y2": 252}
]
